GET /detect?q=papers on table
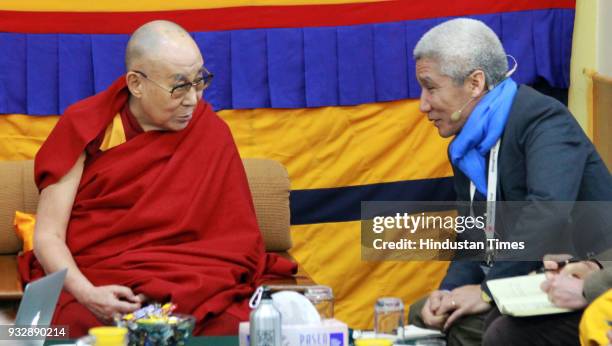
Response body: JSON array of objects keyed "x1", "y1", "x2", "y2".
[
  {"x1": 402, "y1": 325, "x2": 444, "y2": 340},
  {"x1": 353, "y1": 325, "x2": 444, "y2": 343}
]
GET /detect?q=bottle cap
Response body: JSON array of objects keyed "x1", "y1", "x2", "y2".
[{"x1": 249, "y1": 286, "x2": 272, "y2": 308}]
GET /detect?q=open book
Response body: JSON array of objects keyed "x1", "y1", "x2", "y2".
[{"x1": 486, "y1": 273, "x2": 573, "y2": 317}]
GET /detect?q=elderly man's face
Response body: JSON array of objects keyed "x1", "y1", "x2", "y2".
[
  {"x1": 139, "y1": 44, "x2": 205, "y2": 132},
  {"x1": 416, "y1": 58, "x2": 475, "y2": 138}
]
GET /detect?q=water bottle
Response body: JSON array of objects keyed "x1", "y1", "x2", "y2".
[{"x1": 249, "y1": 286, "x2": 282, "y2": 346}]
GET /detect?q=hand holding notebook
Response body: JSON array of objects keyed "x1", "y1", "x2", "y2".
[{"x1": 486, "y1": 274, "x2": 573, "y2": 317}]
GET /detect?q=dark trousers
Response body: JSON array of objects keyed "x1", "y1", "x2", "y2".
[
  {"x1": 409, "y1": 296, "x2": 486, "y2": 346},
  {"x1": 483, "y1": 307, "x2": 583, "y2": 346}
]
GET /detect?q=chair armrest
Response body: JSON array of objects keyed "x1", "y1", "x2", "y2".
[
  {"x1": 261, "y1": 252, "x2": 315, "y2": 286},
  {"x1": 0, "y1": 255, "x2": 23, "y2": 300}
]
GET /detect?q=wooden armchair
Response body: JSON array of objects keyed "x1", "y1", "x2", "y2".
[{"x1": 0, "y1": 158, "x2": 312, "y2": 317}]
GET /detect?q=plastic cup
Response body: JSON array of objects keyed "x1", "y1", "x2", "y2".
[
  {"x1": 88, "y1": 326, "x2": 128, "y2": 346},
  {"x1": 355, "y1": 339, "x2": 393, "y2": 346}
]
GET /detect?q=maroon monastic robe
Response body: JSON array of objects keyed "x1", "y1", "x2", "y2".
[{"x1": 18, "y1": 76, "x2": 295, "y2": 336}]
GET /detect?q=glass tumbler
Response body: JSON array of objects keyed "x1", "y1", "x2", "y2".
[
  {"x1": 374, "y1": 297, "x2": 404, "y2": 338},
  {"x1": 304, "y1": 285, "x2": 334, "y2": 319}
]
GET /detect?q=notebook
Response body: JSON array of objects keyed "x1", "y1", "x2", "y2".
[{"x1": 486, "y1": 273, "x2": 572, "y2": 317}]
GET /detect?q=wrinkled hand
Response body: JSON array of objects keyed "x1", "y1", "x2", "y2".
[
  {"x1": 540, "y1": 274, "x2": 587, "y2": 309},
  {"x1": 437, "y1": 292, "x2": 459, "y2": 316},
  {"x1": 77, "y1": 285, "x2": 144, "y2": 324},
  {"x1": 420, "y1": 290, "x2": 451, "y2": 330},
  {"x1": 443, "y1": 285, "x2": 491, "y2": 331}
]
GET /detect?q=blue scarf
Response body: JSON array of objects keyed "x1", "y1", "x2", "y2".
[{"x1": 449, "y1": 78, "x2": 518, "y2": 195}]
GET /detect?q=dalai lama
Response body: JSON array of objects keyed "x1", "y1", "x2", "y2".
[{"x1": 18, "y1": 20, "x2": 295, "y2": 337}]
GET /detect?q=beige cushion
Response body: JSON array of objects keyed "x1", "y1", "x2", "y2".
[
  {"x1": 0, "y1": 255, "x2": 22, "y2": 299},
  {"x1": 0, "y1": 161, "x2": 37, "y2": 255},
  {"x1": 0, "y1": 159, "x2": 291, "y2": 254},
  {"x1": 242, "y1": 158, "x2": 292, "y2": 252}
]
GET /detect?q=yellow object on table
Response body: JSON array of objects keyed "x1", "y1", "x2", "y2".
[
  {"x1": 355, "y1": 339, "x2": 394, "y2": 346},
  {"x1": 88, "y1": 326, "x2": 128, "y2": 346},
  {"x1": 579, "y1": 289, "x2": 612, "y2": 346}
]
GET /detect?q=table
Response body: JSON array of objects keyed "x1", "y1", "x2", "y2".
[{"x1": 44, "y1": 336, "x2": 238, "y2": 345}]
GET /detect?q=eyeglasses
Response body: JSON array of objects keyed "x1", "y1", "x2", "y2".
[{"x1": 133, "y1": 67, "x2": 214, "y2": 99}]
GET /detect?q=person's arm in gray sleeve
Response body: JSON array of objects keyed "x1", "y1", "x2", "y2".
[
  {"x1": 583, "y1": 267, "x2": 612, "y2": 303},
  {"x1": 584, "y1": 248, "x2": 612, "y2": 302}
]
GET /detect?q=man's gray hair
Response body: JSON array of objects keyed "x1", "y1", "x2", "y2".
[{"x1": 413, "y1": 18, "x2": 508, "y2": 87}]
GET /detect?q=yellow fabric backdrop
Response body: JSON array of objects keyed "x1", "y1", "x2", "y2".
[
  {"x1": 0, "y1": 114, "x2": 58, "y2": 161},
  {"x1": 0, "y1": 100, "x2": 451, "y2": 328}
]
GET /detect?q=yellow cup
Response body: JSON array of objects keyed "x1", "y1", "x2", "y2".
[
  {"x1": 88, "y1": 326, "x2": 128, "y2": 346},
  {"x1": 354, "y1": 339, "x2": 394, "y2": 346}
]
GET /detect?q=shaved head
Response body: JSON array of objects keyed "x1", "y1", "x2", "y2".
[
  {"x1": 124, "y1": 20, "x2": 205, "y2": 132},
  {"x1": 125, "y1": 20, "x2": 200, "y2": 71}
]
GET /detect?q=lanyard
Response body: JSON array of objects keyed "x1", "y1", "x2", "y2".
[{"x1": 469, "y1": 138, "x2": 501, "y2": 263}]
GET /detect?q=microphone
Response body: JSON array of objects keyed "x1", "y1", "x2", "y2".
[
  {"x1": 450, "y1": 96, "x2": 477, "y2": 122},
  {"x1": 450, "y1": 55, "x2": 517, "y2": 122}
]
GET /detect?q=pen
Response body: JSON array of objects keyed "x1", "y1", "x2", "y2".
[{"x1": 541, "y1": 258, "x2": 582, "y2": 272}]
